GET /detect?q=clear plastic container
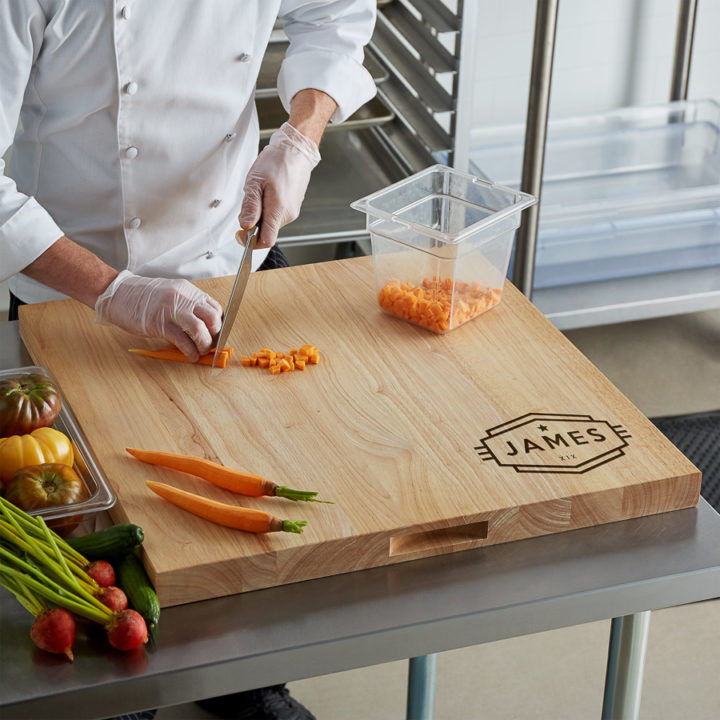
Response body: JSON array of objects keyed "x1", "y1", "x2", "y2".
[
  {"x1": 0, "y1": 366, "x2": 115, "y2": 535},
  {"x1": 351, "y1": 165, "x2": 536, "y2": 333}
]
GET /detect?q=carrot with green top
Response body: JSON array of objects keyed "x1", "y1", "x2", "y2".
[
  {"x1": 145, "y1": 481, "x2": 307, "y2": 534},
  {"x1": 126, "y1": 447, "x2": 332, "y2": 503}
]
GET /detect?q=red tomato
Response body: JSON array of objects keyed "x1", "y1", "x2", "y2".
[
  {"x1": 4, "y1": 463, "x2": 87, "y2": 512},
  {"x1": 0, "y1": 373, "x2": 61, "y2": 437}
]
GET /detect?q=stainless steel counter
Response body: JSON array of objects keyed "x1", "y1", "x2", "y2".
[{"x1": 1, "y1": 320, "x2": 719, "y2": 720}]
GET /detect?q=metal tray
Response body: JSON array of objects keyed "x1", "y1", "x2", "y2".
[
  {"x1": 258, "y1": 95, "x2": 394, "y2": 140},
  {"x1": 0, "y1": 365, "x2": 115, "y2": 528},
  {"x1": 257, "y1": 43, "x2": 388, "y2": 98}
]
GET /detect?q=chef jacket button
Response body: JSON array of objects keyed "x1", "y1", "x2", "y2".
[
  {"x1": 237, "y1": 53, "x2": 251, "y2": 63},
  {"x1": 124, "y1": 82, "x2": 138, "y2": 95},
  {"x1": 127, "y1": 217, "x2": 142, "y2": 230},
  {"x1": 121, "y1": 6, "x2": 131, "y2": 19},
  {"x1": 224, "y1": 132, "x2": 236, "y2": 142},
  {"x1": 124, "y1": 146, "x2": 139, "y2": 159},
  {"x1": 205, "y1": 251, "x2": 215, "y2": 259},
  {"x1": 210, "y1": 199, "x2": 222, "y2": 208}
]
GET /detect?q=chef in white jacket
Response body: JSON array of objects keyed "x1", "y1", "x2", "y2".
[{"x1": 0, "y1": 0, "x2": 376, "y2": 364}]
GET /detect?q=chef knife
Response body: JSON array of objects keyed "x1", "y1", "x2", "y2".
[{"x1": 211, "y1": 224, "x2": 259, "y2": 369}]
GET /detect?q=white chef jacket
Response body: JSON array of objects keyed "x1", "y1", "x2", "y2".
[{"x1": 0, "y1": 0, "x2": 376, "y2": 304}]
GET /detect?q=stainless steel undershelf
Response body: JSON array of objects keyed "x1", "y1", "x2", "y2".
[{"x1": 535, "y1": 265, "x2": 720, "y2": 330}]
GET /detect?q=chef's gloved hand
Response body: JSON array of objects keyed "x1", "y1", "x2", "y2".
[
  {"x1": 94, "y1": 270, "x2": 223, "y2": 362},
  {"x1": 238, "y1": 121, "x2": 321, "y2": 248}
]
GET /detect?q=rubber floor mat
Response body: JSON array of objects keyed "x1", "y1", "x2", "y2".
[{"x1": 651, "y1": 410, "x2": 720, "y2": 514}]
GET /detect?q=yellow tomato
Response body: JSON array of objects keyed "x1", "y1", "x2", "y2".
[{"x1": 0, "y1": 427, "x2": 74, "y2": 485}]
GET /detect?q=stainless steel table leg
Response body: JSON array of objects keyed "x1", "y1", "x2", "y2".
[
  {"x1": 407, "y1": 654, "x2": 437, "y2": 720},
  {"x1": 601, "y1": 612, "x2": 652, "y2": 720}
]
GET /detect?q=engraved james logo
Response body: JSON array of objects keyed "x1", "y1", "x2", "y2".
[{"x1": 474, "y1": 413, "x2": 632, "y2": 473}]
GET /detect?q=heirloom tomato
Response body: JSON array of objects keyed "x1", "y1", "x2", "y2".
[
  {"x1": 4, "y1": 463, "x2": 87, "y2": 512},
  {"x1": 0, "y1": 373, "x2": 61, "y2": 437},
  {"x1": 0, "y1": 427, "x2": 74, "y2": 486}
]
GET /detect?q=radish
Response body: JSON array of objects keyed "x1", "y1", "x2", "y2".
[
  {"x1": 106, "y1": 609, "x2": 148, "y2": 650},
  {"x1": 97, "y1": 586, "x2": 128, "y2": 612},
  {"x1": 86, "y1": 559, "x2": 115, "y2": 587},
  {"x1": 30, "y1": 607, "x2": 76, "y2": 661}
]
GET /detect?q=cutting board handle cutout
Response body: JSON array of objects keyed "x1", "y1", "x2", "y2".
[{"x1": 389, "y1": 520, "x2": 489, "y2": 557}]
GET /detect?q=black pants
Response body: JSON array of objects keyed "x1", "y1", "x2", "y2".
[{"x1": 8, "y1": 244, "x2": 290, "y2": 322}]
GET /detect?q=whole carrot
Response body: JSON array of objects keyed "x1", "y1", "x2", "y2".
[
  {"x1": 145, "y1": 481, "x2": 307, "y2": 534},
  {"x1": 126, "y1": 448, "x2": 330, "y2": 503}
]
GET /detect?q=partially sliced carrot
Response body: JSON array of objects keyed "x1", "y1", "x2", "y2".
[
  {"x1": 145, "y1": 481, "x2": 307, "y2": 534},
  {"x1": 128, "y1": 346, "x2": 232, "y2": 367}
]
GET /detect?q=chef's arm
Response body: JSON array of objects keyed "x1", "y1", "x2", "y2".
[
  {"x1": 239, "y1": 1, "x2": 376, "y2": 246},
  {"x1": 21, "y1": 235, "x2": 119, "y2": 308},
  {"x1": 19, "y1": 237, "x2": 222, "y2": 363},
  {"x1": 237, "y1": 89, "x2": 336, "y2": 247},
  {"x1": 286, "y1": 88, "x2": 337, "y2": 145}
]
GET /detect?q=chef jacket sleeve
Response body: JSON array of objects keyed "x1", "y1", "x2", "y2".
[
  {"x1": 0, "y1": 2, "x2": 65, "y2": 282},
  {"x1": 277, "y1": 0, "x2": 377, "y2": 124}
]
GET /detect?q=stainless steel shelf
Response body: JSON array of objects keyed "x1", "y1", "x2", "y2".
[{"x1": 534, "y1": 265, "x2": 720, "y2": 330}]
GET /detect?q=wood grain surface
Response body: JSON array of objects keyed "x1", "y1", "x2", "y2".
[{"x1": 18, "y1": 257, "x2": 701, "y2": 606}]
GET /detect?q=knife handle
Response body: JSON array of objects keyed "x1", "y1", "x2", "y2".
[{"x1": 235, "y1": 221, "x2": 260, "y2": 245}]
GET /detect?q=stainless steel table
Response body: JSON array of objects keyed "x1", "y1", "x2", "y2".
[{"x1": 1, "y1": 320, "x2": 719, "y2": 720}]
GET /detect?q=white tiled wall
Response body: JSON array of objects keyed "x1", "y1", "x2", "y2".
[{"x1": 471, "y1": 0, "x2": 720, "y2": 128}]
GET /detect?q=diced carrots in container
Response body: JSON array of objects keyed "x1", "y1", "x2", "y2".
[{"x1": 378, "y1": 277, "x2": 502, "y2": 333}]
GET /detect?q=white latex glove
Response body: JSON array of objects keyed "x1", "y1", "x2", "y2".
[
  {"x1": 95, "y1": 270, "x2": 223, "y2": 362},
  {"x1": 238, "y1": 122, "x2": 321, "y2": 248}
]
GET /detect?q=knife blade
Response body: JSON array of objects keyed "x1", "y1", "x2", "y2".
[{"x1": 211, "y1": 224, "x2": 259, "y2": 368}]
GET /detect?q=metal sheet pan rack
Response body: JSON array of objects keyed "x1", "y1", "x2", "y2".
[{"x1": 257, "y1": 1, "x2": 480, "y2": 250}]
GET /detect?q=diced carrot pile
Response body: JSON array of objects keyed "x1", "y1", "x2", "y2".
[
  {"x1": 378, "y1": 277, "x2": 502, "y2": 333},
  {"x1": 241, "y1": 344, "x2": 320, "y2": 374}
]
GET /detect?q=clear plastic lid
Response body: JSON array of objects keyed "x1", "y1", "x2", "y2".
[{"x1": 351, "y1": 164, "x2": 536, "y2": 245}]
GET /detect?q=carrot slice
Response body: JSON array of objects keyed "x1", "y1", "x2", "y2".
[{"x1": 145, "y1": 481, "x2": 307, "y2": 533}]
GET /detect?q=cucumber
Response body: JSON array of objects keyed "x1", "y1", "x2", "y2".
[
  {"x1": 116, "y1": 553, "x2": 161, "y2": 628},
  {"x1": 67, "y1": 523, "x2": 144, "y2": 561}
]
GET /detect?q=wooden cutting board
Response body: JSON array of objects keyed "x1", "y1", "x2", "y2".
[{"x1": 19, "y1": 257, "x2": 701, "y2": 607}]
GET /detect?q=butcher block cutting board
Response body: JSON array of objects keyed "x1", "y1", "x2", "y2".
[{"x1": 19, "y1": 257, "x2": 701, "y2": 606}]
